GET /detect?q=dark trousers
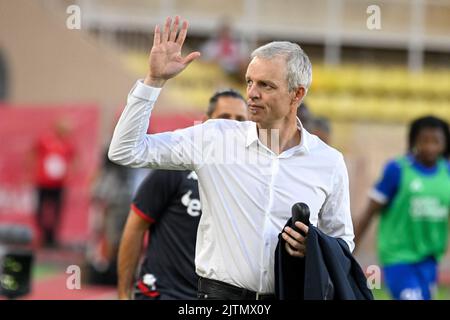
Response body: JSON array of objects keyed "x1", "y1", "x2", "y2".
[{"x1": 36, "y1": 186, "x2": 64, "y2": 246}]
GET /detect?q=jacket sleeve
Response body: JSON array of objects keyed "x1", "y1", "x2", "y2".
[
  {"x1": 108, "y1": 80, "x2": 208, "y2": 171},
  {"x1": 318, "y1": 153, "x2": 355, "y2": 252}
]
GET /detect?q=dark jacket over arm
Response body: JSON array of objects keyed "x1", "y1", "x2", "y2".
[{"x1": 275, "y1": 218, "x2": 374, "y2": 300}]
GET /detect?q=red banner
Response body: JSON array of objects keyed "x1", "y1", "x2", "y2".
[{"x1": 0, "y1": 106, "x2": 100, "y2": 245}]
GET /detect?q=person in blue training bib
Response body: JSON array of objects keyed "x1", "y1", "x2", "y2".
[{"x1": 355, "y1": 115, "x2": 450, "y2": 300}]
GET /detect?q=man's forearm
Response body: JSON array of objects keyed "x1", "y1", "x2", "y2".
[
  {"x1": 108, "y1": 81, "x2": 161, "y2": 167},
  {"x1": 117, "y1": 229, "x2": 145, "y2": 299}
]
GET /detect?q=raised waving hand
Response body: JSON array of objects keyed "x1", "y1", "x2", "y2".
[{"x1": 144, "y1": 16, "x2": 201, "y2": 87}]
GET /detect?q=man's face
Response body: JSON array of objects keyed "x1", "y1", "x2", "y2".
[
  {"x1": 245, "y1": 56, "x2": 298, "y2": 127},
  {"x1": 209, "y1": 96, "x2": 248, "y2": 121}
]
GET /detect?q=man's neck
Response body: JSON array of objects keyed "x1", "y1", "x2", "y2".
[{"x1": 257, "y1": 118, "x2": 301, "y2": 155}]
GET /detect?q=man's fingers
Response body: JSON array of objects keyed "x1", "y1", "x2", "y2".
[
  {"x1": 162, "y1": 16, "x2": 171, "y2": 42},
  {"x1": 282, "y1": 228, "x2": 307, "y2": 258},
  {"x1": 284, "y1": 242, "x2": 305, "y2": 258},
  {"x1": 176, "y1": 20, "x2": 188, "y2": 46},
  {"x1": 153, "y1": 24, "x2": 161, "y2": 46},
  {"x1": 169, "y1": 16, "x2": 180, "y2": 42},
  {"x1": 294, "y1": 221, "x2": 309, "y2": 235},
  {"x1": 284, "y1": 242, "x2": 296, "y2": 256},
  {"x1": 284, "y1": 226, "x2": 305, "y2": 243},
  {"x1": 282, "y1": 232, "x2": 302, "y2": 250},
  {"x1": 182, "y1": 51, "x2": 201, "y2": 65}
]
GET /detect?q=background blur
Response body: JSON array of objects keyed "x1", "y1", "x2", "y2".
[{"x1": 0, "y1": 0, "x2": 449, "y2": 299}]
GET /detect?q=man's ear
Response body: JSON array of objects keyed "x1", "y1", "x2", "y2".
[{"x1": 292, "y1": 86, "x2": 306, "y2": 105}]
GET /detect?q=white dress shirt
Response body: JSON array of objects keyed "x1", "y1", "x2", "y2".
[{"x1": 109, "y1": 80, "x2": 355, "y2": 294}]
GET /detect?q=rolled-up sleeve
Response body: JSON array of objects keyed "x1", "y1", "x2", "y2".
[
  {"x1": 108, "y1": 80, "x2": 206, "y2": 170},
  {"x1": 318, "y1": 154, "x2": 355, "y2": 252}
]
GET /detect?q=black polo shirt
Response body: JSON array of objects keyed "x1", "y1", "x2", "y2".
[{"x1": 132, "y1": 169, "x2": 201, "y2": 299}]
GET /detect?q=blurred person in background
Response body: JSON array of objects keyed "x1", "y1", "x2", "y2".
[
  {"x1": 32, "y1": 118, "x2": 75, "y2": 248},
  {"x1": 117, "y1": 89, "x2": 248, "y2": 300},
  {"x1": 296, "y1": 101, "x2": 314, "y2": 131},
  {"x1": 355, "y1": 115, "x2": 450, "y2": 300},
  {"x1": 296, "y1": 103, "x2": 331, "y2": 144},
  {"x1": 85, "y1": 147, "x2": 135, "y2": 285},
  {"x1": 201, "y1": 20, "x2": 249, "y2": 81},
  {"x1": 311, "y1": 116, "x2": 331, "y2": 145}
]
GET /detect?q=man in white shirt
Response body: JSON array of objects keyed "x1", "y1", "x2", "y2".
[{"x1": 109, "y1": 16, "x2": 354, "y2": 300}]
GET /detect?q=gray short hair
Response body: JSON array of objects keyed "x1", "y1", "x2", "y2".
[{"x1": 251, "y1": 41, "x2": 312, "y2": 93}]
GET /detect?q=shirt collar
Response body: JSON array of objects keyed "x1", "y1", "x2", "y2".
[
  {"x1": 245, "y1": 118, "x2": 310, "y2": 154},
  {"x1": 296, "y1": 118, "x2": 310, "y2": 154},
  {"x1": 245, "y1": 121, "x2": 258, "y2": 147}
]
